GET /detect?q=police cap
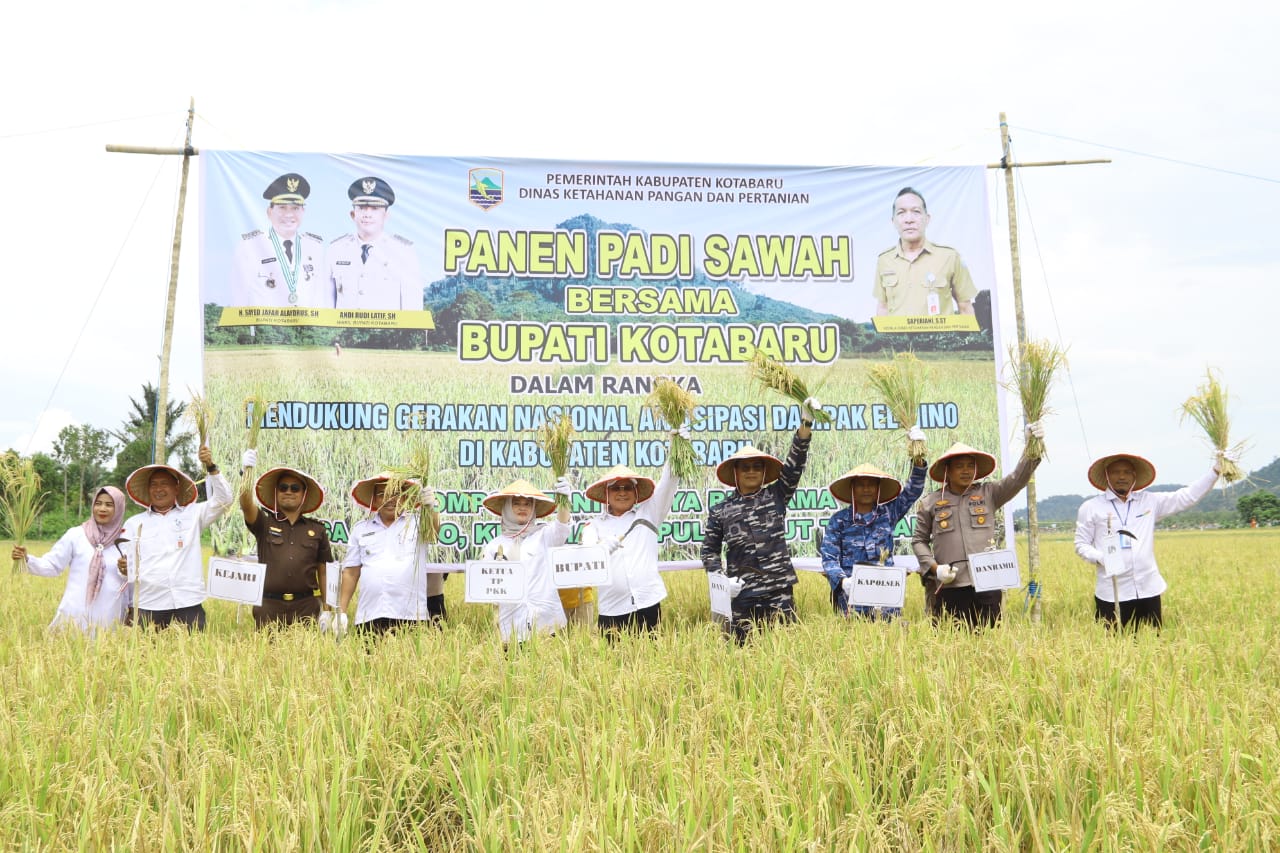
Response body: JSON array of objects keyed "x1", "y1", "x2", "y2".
[
  {"x1": 263, "y1": 173, "x2": 310, "y2": 205},
  {"x1": 349, "y1": 176, "x2": 395, "y2": 207}
]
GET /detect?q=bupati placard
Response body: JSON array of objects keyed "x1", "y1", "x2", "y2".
[
  {"x1": 199, "y1": 152, "x2": 1006, "y2": 563},
  {"x1": 970, "y1": 549, "x2": 1021, "y2": 592},
  {"x1": 550, "y1": 545, "x2": 610, "y2": 588},
  {"x1": 844, "y1": 564, "x2": 908, "y2": 609},
  {"x1": 206, "y1": 557, "x2": 267, "y2": 606},
  {"x1": 464, "y1": 560, "x2": 526, "y2": 603}
]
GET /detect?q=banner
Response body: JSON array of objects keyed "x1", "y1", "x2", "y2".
[{"x1": 199, "y1": 153, "x2": 1005, "y2": 564}]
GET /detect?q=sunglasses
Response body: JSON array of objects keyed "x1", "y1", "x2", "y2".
[{"x1": 277, "y1": 482, "x2": 305, "y2": 493}]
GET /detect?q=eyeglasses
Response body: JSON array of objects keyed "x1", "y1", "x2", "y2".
[
  {"x1": 607, "y1": 482, "x2": 636, "y2": 492},
  {"x1": 737, "y1": 461, "x2": 767, "y2": 472},
  {"x1": 277, "y1": 482, "x2": 305, "y2": 493}
]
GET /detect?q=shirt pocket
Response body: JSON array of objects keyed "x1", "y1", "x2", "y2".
[
  {"x1": 879, "y1": 270, "x2": 899, "y2": 289},
  {"x1": 932, "y1": 509, "x2": 958, "y2": 537}
]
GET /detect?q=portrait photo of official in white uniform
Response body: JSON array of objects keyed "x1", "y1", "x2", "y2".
[{"x1": 327, "y1": 177, "x2": 424, "y2": 311}]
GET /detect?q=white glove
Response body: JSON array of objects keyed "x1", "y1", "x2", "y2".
[
  {"x1": 670, "y1": 424, "x2": 692, "y2": 441},
  {"x1": 906, "y1": 426, "x2": 926, "y2": 443},
  {"x1": 801, "y1": 396, "x2": 822, "y2": 424},
  {"x1": 333, "y1": 612, "x2": 349, "y2": 638},
  {"x1": 1025, "y1": 420, "x2": 1045, "y2": 440},
  {"x1": 728, "y1": 576, "x2": 744, "y2": 599},
  {"x1": 552, "y1": 476, "x2": 574, "y2": 498},
  {"x1": 242, "y1": 449, "x2": 258, "y2": 469},
  {"x1": 935, "y1": 563, "x2": 958, "y2": 584},
  {"x1": 318, "y1": 611, "x2": 332, "y2": 633},
  {"x1": 602, "y1": 535, "x2": 623, "y2": 554}
]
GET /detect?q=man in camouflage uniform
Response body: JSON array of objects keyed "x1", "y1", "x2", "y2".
[{"x1": 701, "y1": 403, "x2": 816, "y2": 644}]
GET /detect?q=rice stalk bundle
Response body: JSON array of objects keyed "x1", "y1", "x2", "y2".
[
  {"x1": 746, "y1": 350, "x2": 833, "y2": 425},
  {"x1": 244, "y1": 389, "x2": 269, "y2": 451},
  {"x1": 865, "y1": 353, "x2": 930, "y2": 463},
  {"x1": 385, "y1": 440, "x2": 439, "y2": 543},
  {"x1": 1180, "y1": 369, "x2": 1244, "y2": 483},
  {"x1": 533, "y1": 414, "x2": 576, "y2": 508},
  {"x1": 0, "y1": 456, "x2": 47, "y2": 573},
  {"x1": 644, "y1": 377, "x2": 700, "y2": 480},
  {"x1": 185, "y1": 387, "x2": 213, "y2": 448},
  {"x1": 1003, "y1": 340, "x2": 1067, "y2": 460}
]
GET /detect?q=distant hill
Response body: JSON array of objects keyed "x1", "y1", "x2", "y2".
[{"x1": 1014, "y1": 457, "x2": 1280, "y2": 523}]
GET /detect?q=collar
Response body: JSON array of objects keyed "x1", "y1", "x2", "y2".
[{"x1": 893, "y1": 239, "x2": 936, "y2": 260}]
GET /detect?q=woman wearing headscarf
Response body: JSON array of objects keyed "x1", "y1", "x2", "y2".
[
  {"x1": 480, "y1": 475, "x2": 573, "y2": 643},
  {"x1": 11, "y1": 486, "x2": 131, "y2": 632}
]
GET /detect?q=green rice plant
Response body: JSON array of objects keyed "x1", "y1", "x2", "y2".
[
  {"x1": 865, "y1": 352, "x2": 930, "y2": 463},
  {"x1": 0, "y1": 456, "x2": 46, "y2": 573},
  {"x1": 643, "y1": 377, "x2": 700, "y2": 480},
  {"x1": 1003, "y1": 339, "x2": 1067, "y2": 460},
  {"x1": 184, "y1": 386, "x2": 213, "y2": 449},
  {"x1": 244, "y1": 387, "x2": 269, "y2": 451},
  {"x1": 1181, "y1": 369, "x2": 1245, "y2": 483},
  {"x1": 533, "y1": 413, "x2": 576, "y2": 508},
  {"x1": 384, "y1": 439, "x2": 439, "y2": 544},
  {"x1": 746, "y1": 349, "x2": 833, "y2": 424}
]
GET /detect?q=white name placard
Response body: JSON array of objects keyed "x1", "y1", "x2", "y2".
[
  {"x1": 465, "y1": 560, "x2": 526, "y2": 603},
  {"x1": 969, "y1": 549, "x2": 1021, "y2": 592},
  {"x1": 206, "y1": 556, "x2": 267, "y2": 606},
  {"x1": 1100, "y1": 533, "x2": 1126, "y2": 578},
  {"x1": 550, "y1": 545, "x2": 610, "y2": 588},
  {"x1": 707, "y1": 571, "x2": 740, "y2": 619},
  {"x1": 324, "y1": 560, "x2": 341, "y2": 608},
  {"x1": 844, "y1": 564, "x2": 907, "y2": 609}
]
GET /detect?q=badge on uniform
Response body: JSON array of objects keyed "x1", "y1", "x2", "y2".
[
  {"x1": 265, "y1": 277, "x2": 276, "y2": 289},
  {"x1": 927, "y1": 293, "x2": 940, "y2": 315}
]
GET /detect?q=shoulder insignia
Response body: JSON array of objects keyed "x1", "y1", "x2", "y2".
[
  {"x1": 242, "y1": 229, "x2": 263, "y2": 240},
  {"x1": 392, "y1": 234, "x2": 413, "y2": 246},
  {"x1": 304, "y1": 232, "x2": 324, "y2": 243},
  {"x1": 876, "y1": 246, "x2": 897, "y2": 258},
  {"x1": 330, "y1": 234, "x2": 352, "y2": 245}
]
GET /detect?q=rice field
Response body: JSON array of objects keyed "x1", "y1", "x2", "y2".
[{"x1": 2, "y1": 529, "x2": 1278, "y2": 850}]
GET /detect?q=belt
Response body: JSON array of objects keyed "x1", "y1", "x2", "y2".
[{"x1": 262, "y1": 590, "x2": 321, "y2": 601}]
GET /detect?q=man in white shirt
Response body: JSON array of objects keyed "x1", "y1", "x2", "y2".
[
  {"x1": 327, "y1": 177, "x2": 423, "y2": 310},
  {"x1": 339, "y1": 472, "x2": 443, "y2": 635},
  {"x1": 1074, "y1": 451, "x2": 1223, "y2": 629},
  {"x1": 122, "y1": 446, "x2": 232, "y2": 630},
  {"x1": 580, "y1": 430, "x2": 685, "y2": 636}
]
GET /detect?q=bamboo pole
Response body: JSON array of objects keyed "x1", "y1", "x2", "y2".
[
  {"x1": 999, "y1": 112, "x2": 1043, "y2": 622},
  {"x1": 152, "y1": 99, "x2": 196, "y2": 465}
]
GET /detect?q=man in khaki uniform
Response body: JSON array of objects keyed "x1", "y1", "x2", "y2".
[
  {"x1": 911, "y1": 423, "x2": 1043, "y2": 626},
  {"x1": 873, "y1": 187, "x2": 977, "y2": 317}
]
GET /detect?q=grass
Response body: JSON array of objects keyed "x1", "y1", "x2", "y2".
[{"x1": 2, "y1": 529, "x2": 1279, "y2": 850}]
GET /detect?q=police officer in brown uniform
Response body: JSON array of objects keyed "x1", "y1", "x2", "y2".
[
  {"x1": 873, "y1": 186, "x2": 978, "y2": 318},
  {"x1": 239, "y1": 449, "x2": 333, "y2": 628},
  {"x1": 229, "y1": 172, "x2": 327, "y2": 308},
  {"x1": 911, "y1": 424, "x2": 1043, "y2": 626}
]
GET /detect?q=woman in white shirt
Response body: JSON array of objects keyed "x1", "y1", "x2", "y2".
[{"x1": 11, "y1": 486, "x2": 130, "y2": 633}]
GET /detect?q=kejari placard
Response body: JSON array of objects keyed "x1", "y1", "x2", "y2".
[{"x1": 199, "y1": 153, "x2": 1009, "y2": 565}]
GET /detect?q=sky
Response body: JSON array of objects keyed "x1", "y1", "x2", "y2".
[{"x1": 1, "y1": 0, "x2": 1275, "y2": 499}]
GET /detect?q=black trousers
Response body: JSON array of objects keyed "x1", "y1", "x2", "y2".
[
  {"x1": 139, "y1": 604, "x2": 207, "y2": 631},
  {"x1": 355, "y1": 594, "x2": 447, "y2": 635},
  {"x1": 728, "y1": 595, "x2": 797, "y2": 645},
  {"x1": 1095, "y1": 595, "x2": 1162, "y2": 630},
  {"x1": 598, "y1": 603, "x2": 661, "y2": 639},
  {"x1": 936, "y1": 587, "x2": 1002, "y2": 628}
]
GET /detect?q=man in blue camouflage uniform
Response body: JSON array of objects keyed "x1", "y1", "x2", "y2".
[
  {"x1": 821, "y1": 430, "x2": 928, "y2": 620},
  {"x1": 701, "y1": 401, "x2": 816, "y2": 644}
]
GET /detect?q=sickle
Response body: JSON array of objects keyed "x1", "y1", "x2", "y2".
[{"x1": 620, "y1": 518, "x2": 659, "y2": 541}]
